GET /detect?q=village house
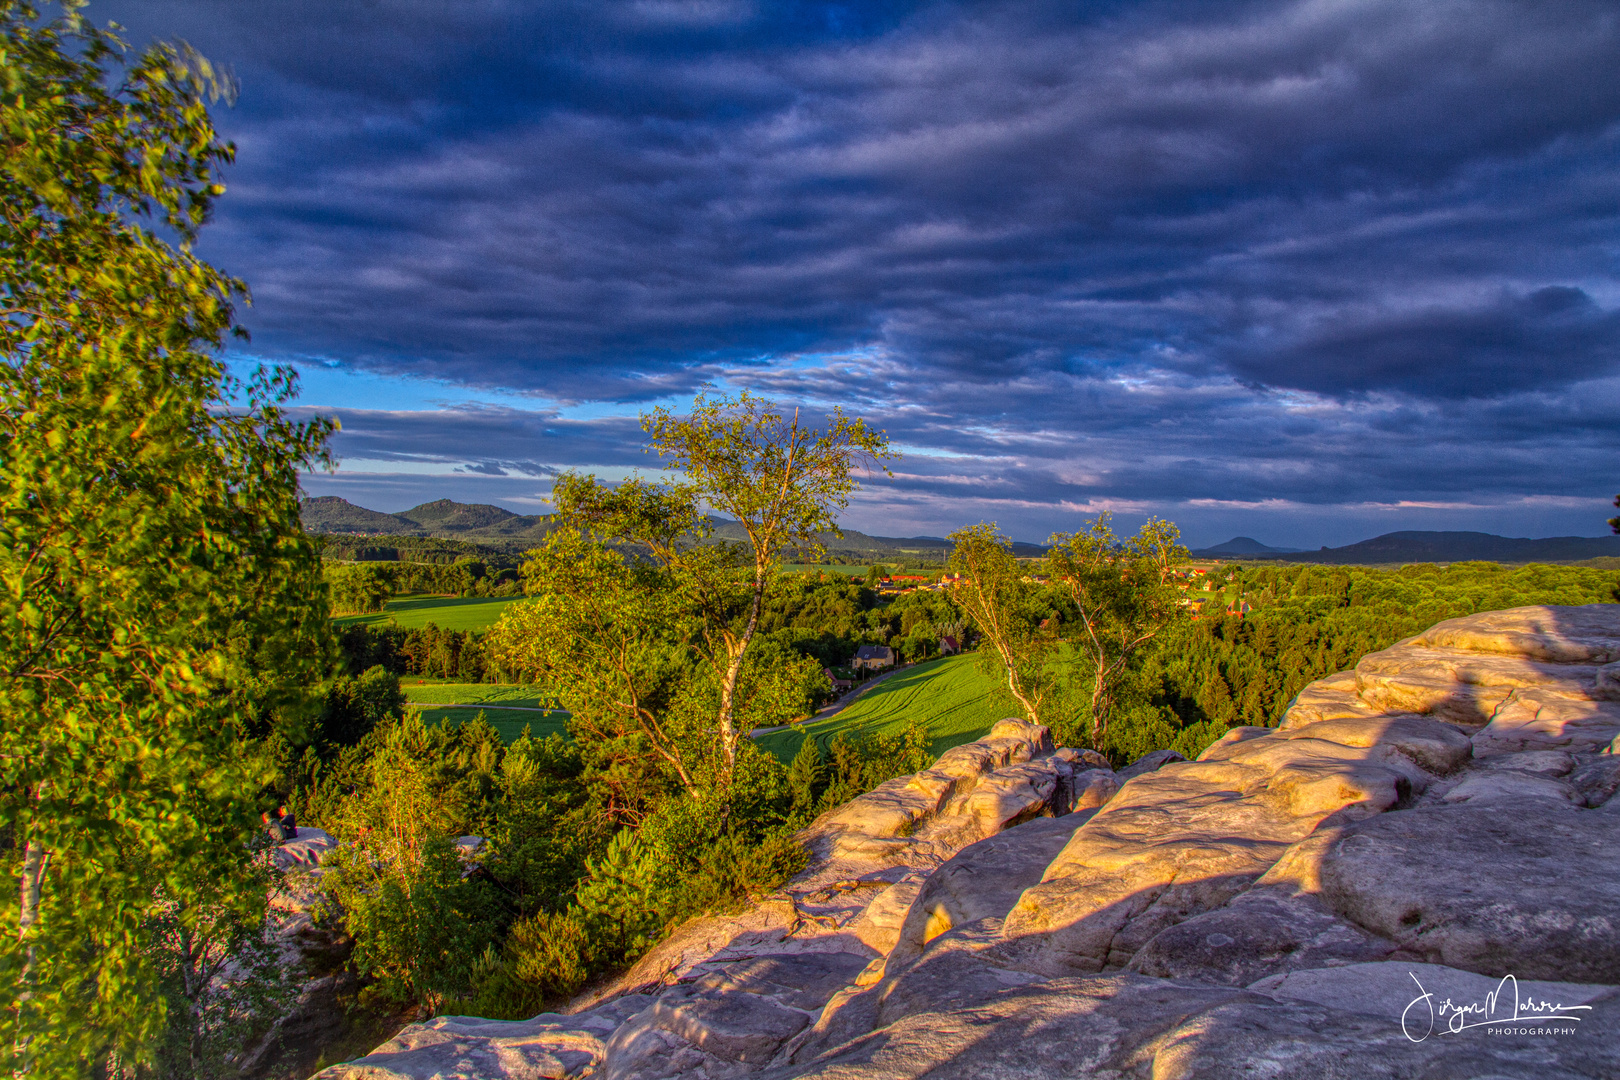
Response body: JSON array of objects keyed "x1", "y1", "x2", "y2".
[
  {"x1": 851, "y1": 644, "x2": 896, "y2": 671},
  {"x1": 939, "y1": 635, "x2": 960, "y2": 655}
]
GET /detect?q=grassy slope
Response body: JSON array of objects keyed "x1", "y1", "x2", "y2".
[
  {"x1": 333, "y1": 594, "x2": 527, "y2": 631},
  {"x1": 756, "y1": 654, "x2": 1018, "y2": 764},
  {"x1": 403, "y1": 682, "x2": 569, "y2": 744}
]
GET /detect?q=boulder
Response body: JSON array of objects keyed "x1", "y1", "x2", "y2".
[
  {"x1": 315, "y1": 995, "x2": 652, "y2": 1080},
  {"x1": 1570, "y1": 755, "x2": 1620, "y2": 807},
  {"x1": 1115, "y1": 747, "x2": 1187, "y2": 781},
  {"x1": 1318, "y1": 804, "x2": 1620, "y2": 983},
  {"x1": 272, "y1": 826, "x2": 338, "y2": 871},
  {"x1": 1128, "y1": 886, "x2": 1397, "y2": 986}
]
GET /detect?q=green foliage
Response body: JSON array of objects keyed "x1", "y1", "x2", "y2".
[
  {"x1": 326, "y1": 562, "x2": 393, "y2": 613},
  {"x1": 0, "y1": 7, "x2": 333, "y2": 1073},
  {"x1": 319, "y1": 665, "x2": 407, "y2": 747},
  {"x1": 321, "y1": 835, "x2": 501, "y2": 1011},
  {"x1": 1045, "y1": 514, "x2": 1189, "y2": 750},
  {"x1": 492, "y1": 392, "x2": 893, "y2": 790},
  {"x1": 947, "y1": 523, "x2": 1057, "y2": 723},
  {"x1": 1149, "y1": 561, "x2": 1620, "y2": 736}
]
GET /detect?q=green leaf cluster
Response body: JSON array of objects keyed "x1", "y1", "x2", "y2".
[{"x1": 0, "y1": 6, "x2": 333, "y2": 1071}]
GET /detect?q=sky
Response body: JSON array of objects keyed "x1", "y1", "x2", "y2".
[{"x1": 93, "y1": 0, "x2": 1620, "y2": 548}]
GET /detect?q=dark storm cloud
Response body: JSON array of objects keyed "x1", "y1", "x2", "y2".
[
  {"x1": 94, "y1": 0, "x2": 1620, "y2": 396},
  {"x1": 88, "y1": 0, "x2": 1620, "y2": 540}
]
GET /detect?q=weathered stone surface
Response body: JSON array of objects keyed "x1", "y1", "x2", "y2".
[
  {"x1": 1003, "y1": 764, "x2": 1313, "y2": 973},
  {"x1": 1279, "y1": 714, "x2": 1473, "y2": 775},
  {"x1": 1128, "y1": 886, "x2": 1397, "y2": 985},
  {"x1": 769, "y1": 973, "x2": 1620, "y2": 1079},
  {"x1": 603, "y1": 986, "x2": 811, "y2": 1079},
  {"x1": 272, "y1": 826, "x2": 338, "y2": 871},
  {"x1": 1250, "y1": 961, "x2": 1616, "y2": 1029},
  {"x1": 889, "y1": 813, "x2": 1096, "y2": 964},
  {"x1": 1472, "y1": 689, "x2": 1620, "y2": 755},
  {"x1": 1115, "y1": 747, "x2": 1186, "y2": 781},
  {"x1": 1319, "y1": 804, "x2": 1620, "y2": 982},
  {"x1": 962, "y1": 760, "x2": 1061, "y2": 836},
  {"x1": 1441, "y1": 767, "x2": 1580, "y2": 804},
  {"x1": 1570, "y1": 755, "x2": 1620, "y2": 807},
  {"x1": 1068, "y1": 768, "x2": 1119, "y2": 812},
  {"x1": 1481, "y1": 748, "x2": 1576, "y2": 775},
  {"x1": 316, "y1": 996, "x2": 650, "y2": 1080},
  {"x1": 1411, "y1": 604, "x2": 1620, "y2": 664}
]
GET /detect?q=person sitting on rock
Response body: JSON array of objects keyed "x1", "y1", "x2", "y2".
[
  {"x1": 276, "y1": 805, "x2": 298, "y2": 840},
  {"x1": 262, "y1": 810, "x2": 287, "y2": 843}
]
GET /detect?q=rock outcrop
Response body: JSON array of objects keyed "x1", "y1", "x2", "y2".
[{"x1": 317, "y1": 605, "x2": 1620, "y2": 1080}]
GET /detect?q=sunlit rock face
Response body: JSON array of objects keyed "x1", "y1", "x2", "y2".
[{"x1": 316, "y1": 605, "x2": 1620, "y2": 1080}]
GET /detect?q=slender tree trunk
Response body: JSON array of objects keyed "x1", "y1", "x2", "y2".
[
  {"x1": 1005, "y1": 662, "x2": 1041, "y2": 725},
  {"x1": 715, "y1": 566, "x2": 767, "y2": 782},
  {"x1": 15, "y1": 838, "x2": 49, "y2": 1078}
]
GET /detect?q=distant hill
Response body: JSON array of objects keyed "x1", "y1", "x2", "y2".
[
  {"x1": 303, "y1": 497, "x2": 1047, "y2": 562},
  {"x1": 1192, "y1": 536, "x2": 1305, "y2": 556},
  {"x1": 301, "y1": 496, "x2": 557, "y2": 549},
  {"x1": 1254, "y1": 531, "x2": 1620, "y2": 565},
  {"x1": 300, "y1": 496, "x2": 420, "y2": 535}
]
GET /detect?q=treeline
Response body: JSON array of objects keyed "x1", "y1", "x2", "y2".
[
  {"x1": 325, "y1": 558, "x2": 522, "y2": 613},
  {"x1": 319, "y1": 533, "x2": 523, "y2": 567},
  {"x1": 338, "y1": 623, "x2": 497, "y2": 681},
  {"x1": 1146, "y1": 560, "x2": 1620, "y2": 733}
]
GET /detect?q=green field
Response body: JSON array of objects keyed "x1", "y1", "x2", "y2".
[
  {"x1": 780, "y1": 564, "x2": 877, "y2": 577},
  {"x1": 333, "y1": 594, "x2": 527, "y2": 631},
  {"x1": 755, "y1": 655, "x2": 1017, "y2": 764},
  {"x1": 404, "y1": 681, "x2": 569, "y2": 744}
]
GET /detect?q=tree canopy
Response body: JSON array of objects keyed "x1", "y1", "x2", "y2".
[{"x1": 0, "y1": 5, "x2": 333, "y2": 1072}]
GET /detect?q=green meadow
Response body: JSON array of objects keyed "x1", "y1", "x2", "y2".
[
  {"x1": 333, "y1": 594, "x2": 527, "y2": 631},
  {"x1": 755, "y1": 654, "x2": 1017, "y2": 764},
  {"x1": 403, "y1": 681, "x2": 569, "y2": 743}
]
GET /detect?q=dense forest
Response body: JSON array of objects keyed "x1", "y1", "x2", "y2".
[{"x1": 1140, "y1": 560, "x2": 1620, "y2": 749}]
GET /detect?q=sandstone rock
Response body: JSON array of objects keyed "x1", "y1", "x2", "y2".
[
  {"x1": 1128, "y1": 886, "x2": 1397, "y2": 986},
  {"x1": 603, "y1": 986, "x2": 811, "y2": 1078},
  {"x1": 1115, "y1": 747, "x2": 1187, "y2": 781},
  {"x1": 272, "y1": 826, "x2": 338, "y2": 871},
  {"x1": 1003, "y1": 764, "x2": 1314, "y2": 973},
  {"x1": 890, "y1": 813, "x2": 1096, "y2": 964},
  {"x1": 1068, "y1": 768, "x2": 1118, "y2": 812},
  {"x1": 1278, "y1": 714, "x2": 1472, "y2": 775},
  {"x1": 1250, "y1": 961, "x2": 1616, "y2": 1030},
  {"x1": 1319, "y1": 804, "x2": 1620, "y2": 982},
  {"x1": 1471, "y1": 689, "x2": 1620, "y2": 755},
  {"x1": 961, "y1": 760, "x2": 1061, "y2": 836},
  {"x1": 1193, "y1": 726, "x2": 1271, "y2": 760},
  {"x1": 1570, "y1": 755, "x2": 1620, "y2": 807},
  {"x1": 1441, "y1": 768, "x2": 1579, "y2": 805},
  {"x1": 1411, "y1": 604, "x2": 1620, "y2": 664},
  {"x1": 1054, "y1": 747, "x2": 1111, "y2": 771},
  {"x1": 316, "y1": 995, "x2": 651, "y2": 1080},
  {"x1": 770, "y1": 972, "x2": 1620, "y2": 1079},
  {"x1": 1480, "y1": 748, "x2": 1576, "y2": 775}
]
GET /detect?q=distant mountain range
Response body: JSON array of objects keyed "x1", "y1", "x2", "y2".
[
  {"x1": 301, "y1": 496, "x2": 1052, "y2": 561},
  {"x1": 304, "y1": 499, "x2": 1620, "y2": 566},
  {"x1": 1193, "y1": 530, "x2": 1620, "y2": 564}
]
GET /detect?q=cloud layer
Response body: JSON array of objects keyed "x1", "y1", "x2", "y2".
[{"x1": 97, "y1": 0, "x2": 1620, "y2": 544}]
